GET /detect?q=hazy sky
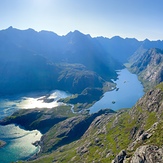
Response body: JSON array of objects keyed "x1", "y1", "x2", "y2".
[{"x1": 0, "y1": 0, "x2": 163, "y2": 40}]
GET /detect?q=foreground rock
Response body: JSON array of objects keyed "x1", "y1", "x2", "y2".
[
  {"x1": 111, "y1": 150, "x2": 126, "y2": 163},
  {"x1": 130, "y1": 145, "x2": 163, "y2": 163}
]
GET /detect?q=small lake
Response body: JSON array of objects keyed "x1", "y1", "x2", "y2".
[
  {"x1": 0, "y1": 90, "x2": 71, "y2": 163},
  {"x1": 89, "y1": 69, "x2": 144, "y2": 113}
]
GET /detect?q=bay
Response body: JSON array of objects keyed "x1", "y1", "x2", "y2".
[{"x1": 0, "y1": 90, "x2": 71, "y2": 163}]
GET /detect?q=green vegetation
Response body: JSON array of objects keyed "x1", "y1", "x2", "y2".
[
  {"x1": 146, "y1": 120, "x2": 163, "y2": 146},
  {"x1": 0, "y1": 105, "x2": 75, "y2": 133},
  {"x1": 144, "y1": 112, "x2": 157, "y2": 130},
  {"x1": 59, "y1": 81, "x2": 115, "y2": 112},
  {"x1": 59, "y1": 87, "x2": 104, "y2": 112},
  {"x1": 27, "y1": 82, "x2": 163, "y2": 162},
  {"x1": 156, "y1": 82, "x2": 163, "y2": 91}
]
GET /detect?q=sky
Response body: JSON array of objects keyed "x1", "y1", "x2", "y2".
[{"x1": 0, "y1": 0, "x2": 163, "y2": 40}]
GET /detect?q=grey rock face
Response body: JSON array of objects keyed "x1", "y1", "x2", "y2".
[
  {"x1": 112, "y1": 150, "x2": 126, "y2": 163},
  {"x1": 130, "y1": 145, "x2": 163, "y2": 163}
]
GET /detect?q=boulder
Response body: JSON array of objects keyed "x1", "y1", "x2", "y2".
[
  {"x1": 112, "y1": 150, "x2": 126, "y2": 163},
  {"x1": 130, "y1": 145, "x2": 163, "y2": 163}
]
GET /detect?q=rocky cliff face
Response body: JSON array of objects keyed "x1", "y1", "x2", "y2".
[
  {"x1": 129, "y1": 48, "x2": 163, "y2": 91},
  {"x1": 130, "y1": 145, "x2": 163, "y2": 163}
]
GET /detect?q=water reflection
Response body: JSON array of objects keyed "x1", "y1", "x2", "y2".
[
  {"x1": 0, "y1": 124, "x2": 42, "y2": 163},
  {"x1": 0, "y1": 90, "x2": 71, "y2": 120},
  {"x1": 0, "y1": 90, "x2": 71, "y2": 163}
]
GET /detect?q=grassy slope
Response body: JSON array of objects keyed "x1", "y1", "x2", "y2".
[{"x1": 24, "y1": 83, "x2": 163, "y2": 163}]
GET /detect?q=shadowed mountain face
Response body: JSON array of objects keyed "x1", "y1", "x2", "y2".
[
  {"x1": 97, "y1": 36, "x2": 163, "y2": 64},
  {"x1": 1, "y1": 27, "x2": 163, "y2": 95},
  {"x1": 57, "y1": 30, "x2": 122, "y2": 80},
  {"x1": 96, "y1": 36, "x2": 142, "y2": 63},
  {"x1": 0, "y1": 27, "x2": 123, "y2": 95}
]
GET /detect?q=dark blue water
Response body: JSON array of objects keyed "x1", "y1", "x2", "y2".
[{"x1": 89, "y1": 69, "x2": 144, "y2": 113}]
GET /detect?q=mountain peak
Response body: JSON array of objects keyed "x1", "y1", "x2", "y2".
[
  {"x1": 73, "y1": 30, "x2": 82, "y2": 34},
  {"x1": 111, "y1": 36, "x2": 123, "y2": 40},
  {"x1": 8, "y1": 26, "x2": 13, "y2": 29},
  {"x1": 66, "y1": 30, "x2": 91, "y2": 38},
  {"x1": 66, "y1": 30, "x2": 84, "y2": 37},
  {"x1": 6, "y1": 26, "x2": 16, "y2": 31}
]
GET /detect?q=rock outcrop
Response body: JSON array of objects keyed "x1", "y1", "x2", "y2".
[
  {"x1": 129, "y1": 48, "x2": 163, "y2": 91},
  {"x1": 130, "y1": 145, "x2": 163, "y2": 163},
  {"x1": 111, "y1": 150, "x2": 126, "y2": 163}
]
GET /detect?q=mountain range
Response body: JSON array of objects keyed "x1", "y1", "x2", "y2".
[
  {"x1": 1, "y1": 26, "x2": 163, "y2": 96},
  {"x1": 0, "y1": 27, "x2": 163, "y2": 163}
]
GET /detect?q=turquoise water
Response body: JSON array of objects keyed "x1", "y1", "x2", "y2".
[
  {"x1": 0, "y1": 125, "x2": 42, "y2": 163},
  {"x1": 89, "y1": 69, "x2": 144, "y2": 113},
  {"x1": 0, "y1": 90, "x2": 71, "y2": 163}
]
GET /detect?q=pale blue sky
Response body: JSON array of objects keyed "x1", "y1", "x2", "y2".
[{"x1": 0, "y1": 0, "x2": 163, "y2": 40}]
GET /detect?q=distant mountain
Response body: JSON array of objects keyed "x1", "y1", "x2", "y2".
[
  {"x1": 96, "y1": 36, "x2": 141, "y2": 63},
  {"x1": 54, "y1": 30, "x2": 122, "y2": 80},
  {"x1": 1, "y1": 27, "x2": 163, "y2": 95},
  {"x1": 0, "y1": 27, "x2": 122, "y2": 80},
  {"x1": 0, "y1": 27, "x2": 124, "y2": 95},
  {"x1": 129, "y1": 48, "x2": 163, "y2": 91},
  {"x1": 141, "y1": 38, "x2": 163, "y2": 50},
  {"x1": 0, "y1": 50, "x2": 58, "y2": 95},
  {"x1": 97, "y1": 36, "x2": 163, "y2": 64},
  {"x1": 129, "y1": 39, "x2": 163, "y2": 64},
  {"x1": 0, "y1": 27, "x2": 119, "y2": 95}
]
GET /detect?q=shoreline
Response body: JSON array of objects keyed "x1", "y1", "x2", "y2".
[{"x1": 0, "y1": 140, "x2": 6, "y2": 148}]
